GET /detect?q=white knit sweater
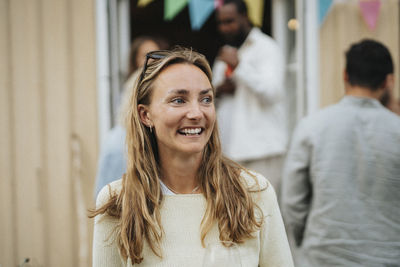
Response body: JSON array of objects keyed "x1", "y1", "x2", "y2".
[{"x1": 92, "y1": 173, "x2": 294, "y2": 266}]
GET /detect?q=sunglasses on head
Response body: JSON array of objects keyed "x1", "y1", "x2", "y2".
[{"x1": 139, "y1": 50, "x2": 170, "y2": 83}]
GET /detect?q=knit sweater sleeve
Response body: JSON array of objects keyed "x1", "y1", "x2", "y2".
[
  {"x1": 257, "y1": 177, "x2": 294, "y2": 266},
  {"x1": 92, "y1": 181, "x2": 125, "y2": 267}
]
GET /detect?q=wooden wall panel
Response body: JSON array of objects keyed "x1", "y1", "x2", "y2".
[
  {"x1": 9, "y1": 0, "x2": 46, "y2": 264},
  {"x1": 69, "y1": 0, "x2": 98, "y2": 266},
  {"x1": 0, "y1": 0, "x2": 98, "y2": 266},
  {"x1": 0, "y1": 0, "x2": 16, "y2": 266},
  {"x1": 41, "y1": 0, "x2": 75, "y2": 265},
  {"x1": 320, "y1": 0, "x2": 399, "y2": 107}
]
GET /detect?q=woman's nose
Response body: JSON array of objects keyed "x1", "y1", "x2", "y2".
[{"x1": 186, "y1": 103, "x2": 203, "y2": 120}]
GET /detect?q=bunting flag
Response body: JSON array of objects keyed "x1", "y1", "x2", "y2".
[
  {"x1": 164, "y1": 0, "x2": 188, "y2": 21},
  {"x1": 137, "y1": 0, "x2": 154, "y2": 7},
  {"x1": 359, "y1": 0, "x2": 381, "y2": 30},
  {"x1": 244, "y1": 0, "x2": 264, "y2": 27},
  {"x1": 215, "y1": 0, "x2": 224, "y2": 9},
  {"x1": 189, "y1": 0, "x2": 215, "y2": 30},
  {"x1": 319, "y1": 0, "x2": 333, "y2": 25}
]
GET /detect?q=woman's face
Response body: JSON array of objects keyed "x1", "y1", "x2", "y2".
[{"x1": 139, "y1": 63, "x2": 216, "y2": 158}]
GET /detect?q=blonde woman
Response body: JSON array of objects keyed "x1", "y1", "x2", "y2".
[{"x1": 91, "y1": 47, "x2": 293, "y2": 266}]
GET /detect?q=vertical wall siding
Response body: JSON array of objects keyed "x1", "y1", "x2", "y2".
[
  {"x1": 69, "y1": 0, "x2": 99, "y2": 264},
  {"x1": 43, "y1": 0, "x2": 74, "y2": 264},
  {"x1": 0, "y1": 0, "x2": 98, "y2": 266},
  {"x1": 0, "y1": 0, "x2": 16, "y2": 266}
]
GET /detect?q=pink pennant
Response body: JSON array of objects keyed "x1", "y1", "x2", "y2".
[
  {"x1": 359, "y1": 0, "x2": 381, "y2": 31},
  {"x1": 215, "y1": 0, "x2": 224, "y2": 9}
]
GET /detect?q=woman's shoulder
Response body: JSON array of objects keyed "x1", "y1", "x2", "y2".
[
  {"x1": 240, "y1": 170, "x2": 270, "y2": 192},
  {"x1": 96, "y1": 179, "x2": 123, "y2": 208},
  {"x1": 241, "y1": 170, "x2": 280, "y2": 215}
]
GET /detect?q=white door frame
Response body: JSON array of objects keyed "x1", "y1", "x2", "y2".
[
  {"x1": 296, "y1": 0, "x2": 320, "y2": 118},
  {"x1": 95, "y1": 0, "x2": 130, "y2": 148}
]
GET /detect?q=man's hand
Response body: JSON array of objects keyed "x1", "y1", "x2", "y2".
[
  {"x1": 218, "y1": 45, "x2": 239, "y2": 69},
  {"x1": 216, "y1": 78, "x2": 236, "y2": 97}
]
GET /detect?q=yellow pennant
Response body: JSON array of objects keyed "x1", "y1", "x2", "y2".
[
  {"x1": 138, "y1": 0, "x2": 154, "y2": 7},
  {"x1": 244, "y1": 0, "x2": 264, "y2": 27}
]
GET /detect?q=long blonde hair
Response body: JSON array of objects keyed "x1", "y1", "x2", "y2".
[{"x1": 91, "y1": 47, "x2": 263, "y2": 264}]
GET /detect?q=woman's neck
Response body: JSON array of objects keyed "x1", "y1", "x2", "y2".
[{"x1": 159, "y1": 152, "x2": 202, "y2": 194}]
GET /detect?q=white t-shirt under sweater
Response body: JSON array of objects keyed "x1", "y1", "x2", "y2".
[
  {"x1": 159, "y1": 179, "x2": 176, "y2": 196},
  {"x1": 92, "y1": 172, "x2": 294, "y2": 266}
]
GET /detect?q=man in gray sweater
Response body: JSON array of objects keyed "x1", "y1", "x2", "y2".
[{"x1": 282, "y1": 39, "x2": 400, "y2": 266}]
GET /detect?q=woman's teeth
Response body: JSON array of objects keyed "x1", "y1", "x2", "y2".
[{"x1": 180, "y1": 128, "x2": 202, "y2": 135}]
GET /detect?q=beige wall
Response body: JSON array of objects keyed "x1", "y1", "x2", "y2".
[
  {"x1": 0, "y1": 0, "x2": 98, "y2": 266},
  {"x1": 320, "y1": 0, "x2": 400, "y2": 107}
]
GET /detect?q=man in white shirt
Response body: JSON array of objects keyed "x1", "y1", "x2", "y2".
[{"x1": 213, "y1": 0, "x2": 287, "y2": 198}]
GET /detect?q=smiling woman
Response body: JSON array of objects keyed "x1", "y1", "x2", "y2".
[
  {"x1": 139, "y1": 63, "x2": 216, "y2": 158},
  {"x1": 90, "y1": 47, "x2": 294, "y2": 266}
]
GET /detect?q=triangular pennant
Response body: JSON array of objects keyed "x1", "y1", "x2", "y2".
[
  {"x1": 244, "y1": 0, "x2": 264, "y2": 27},
  {"x1": 359, "y1": 0, "x2": 381, "y2": 31},
  {"x1": 319, "y1": 0, "x2": 333, "y2": 25},
  {"x1": 137, "y1": 0, "x2": 154, "y2": 7},
  {"x1": 189, "y1": 0, "x2": 215, "y2": 30},
  {"x1": 214, "y1": 0, "x2": 224, "y2": 9},
  {"x1": 164, "y1": 0, "x2": 188, "y2": 21}
]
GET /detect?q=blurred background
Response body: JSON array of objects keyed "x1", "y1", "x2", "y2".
[{"x1": 0, "y1": 0, "x2": 398, "y2": 266}]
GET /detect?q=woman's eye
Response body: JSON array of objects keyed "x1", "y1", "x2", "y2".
[
  {"x1": 201, "y1": 96, "x2": 213, "y2": 104},
  {"x1": 171, "y1": 98, "x2": 185, "y2": 104}
]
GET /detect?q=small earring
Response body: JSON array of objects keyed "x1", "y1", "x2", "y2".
[{"x1": 149, "y1": 125, "x2": 153, "y2": 133}]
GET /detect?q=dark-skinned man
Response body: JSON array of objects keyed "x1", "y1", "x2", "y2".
[{"x1": 213, "y1": 0, "x2": 287, "y2": 200}]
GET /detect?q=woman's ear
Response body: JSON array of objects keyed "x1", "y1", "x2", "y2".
[{"x1": 138, "y1": 104, "x2": 152, "y2": 127}]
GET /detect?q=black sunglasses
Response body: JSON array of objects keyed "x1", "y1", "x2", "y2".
[{"x1": 139, "y1": 50, "x2": 170, "y2": 83}]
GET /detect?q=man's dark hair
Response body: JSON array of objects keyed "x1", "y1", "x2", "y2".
[
  {"x1": 223, "y1": 0, "x2": 248, "y2": 15},
  {"x1": 345, "y1": 39, "x2": 393, "y2": 91}
]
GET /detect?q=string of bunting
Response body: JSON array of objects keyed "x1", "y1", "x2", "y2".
[
  {"x1": 137, "y1": 0, "x2": 265, "y2": 31},
  {"x1": 138, "y1": 0, "x2": 382, "y2": 32},
  {"x1": 319, "y1": 0, "x2": 381, "y2": 31}
]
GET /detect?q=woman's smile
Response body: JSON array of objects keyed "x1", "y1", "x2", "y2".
[{"x1": 178, "y1": 127, "x2": 204, "y2": 136}]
